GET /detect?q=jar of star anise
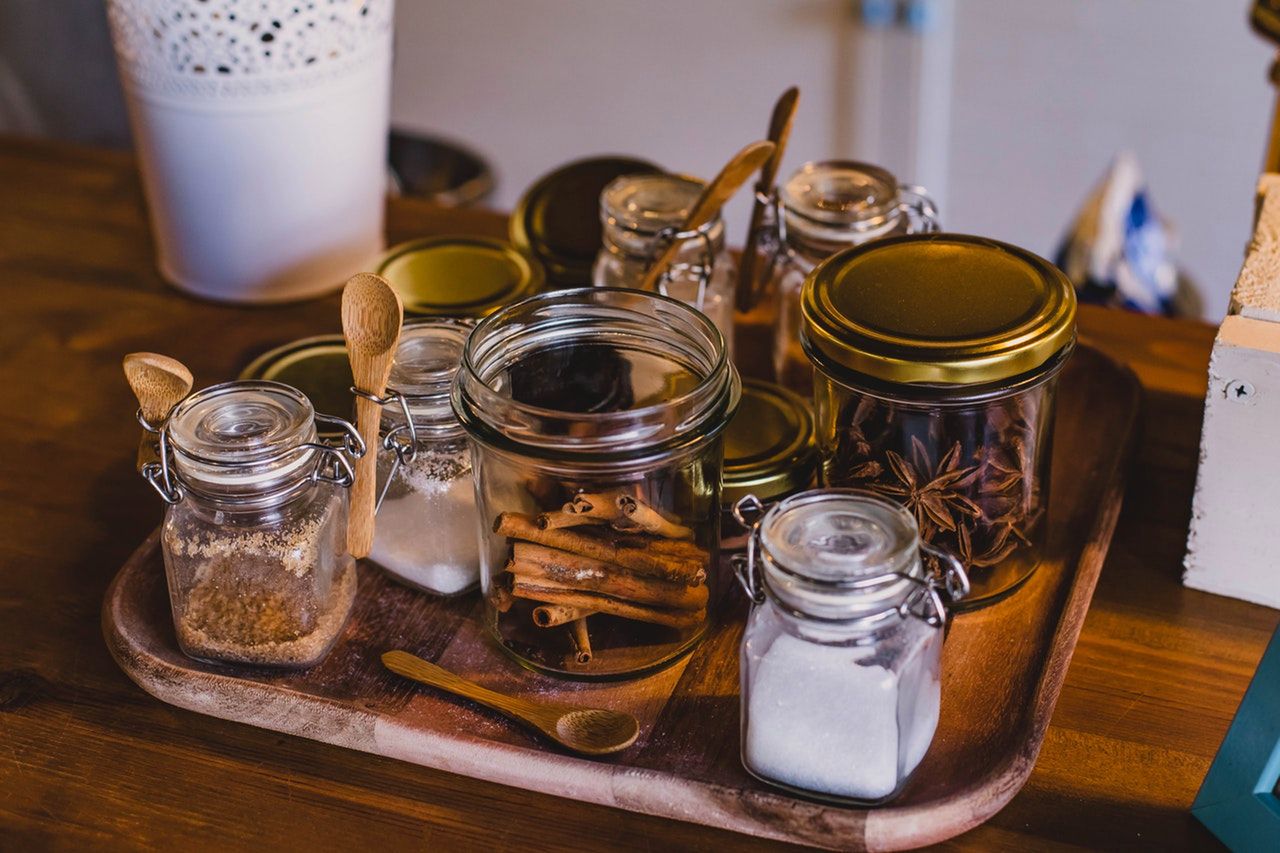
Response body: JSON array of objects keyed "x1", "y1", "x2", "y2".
[{"x1": 801, "y1": 234, "x2": 1076, "y2": 606}]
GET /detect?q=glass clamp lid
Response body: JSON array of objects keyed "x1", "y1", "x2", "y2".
[
  {"x1": 780, "y1": 160, "x2": 903, "y2": 237},
  {"x1": 142, "y1": 380, "x2": 364, "y2": 505},
  {"x1": 732, "y1": 490, "x2": 969, "y2": 626},
  {"x1": 801, "y1": 234, "x2": 1078, "y2": 387},
  {"x1": 512, "y1": 155, "x2": 662, "y2": 288},
  {"x1": 375, "y1": 236, "x2": 545, "y2": 317},
  {"x1": 601, "y1": 172, "x2": 710, "y2": 237},
  {"x1": 722, "y1": 379, "x2": 816, "y2": 504}
]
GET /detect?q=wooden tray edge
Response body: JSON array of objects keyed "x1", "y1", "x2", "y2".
[
  {"x1": 100, "y1": 347, "x2": 1144, "y2": 853},
  {"x1": 865, "y1": 351, "x2": 1143, "y2": 851}
]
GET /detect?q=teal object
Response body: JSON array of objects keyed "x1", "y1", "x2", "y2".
[{"x1": 1192, "y1": 625, "x2": 1280, "y2": 851}]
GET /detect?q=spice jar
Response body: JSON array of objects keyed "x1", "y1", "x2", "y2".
[
  {"x1": 720, "y1": 379, "x2": 816, "y2": 552},
  {"x1": 802, "y1": 234, "x2": 1076, "y2": 606},
  {"x1": 735, "y1": 489, "x2": 969, "y2": 804},
  {"x1": 140, "y1": 381, "x2": 365, "y2": 668},
  {"x1": 452, "y1": 287, "x2": 741, "y2": 679},
  {"x1": 763, "y1": 161, "x2": 937, "y2": 390},
  {"x1": 367, "y1": 319, "x2": 482, "y2": 596},
  {"x1": 593, "y1": 173, "x2": 737, "y2": 351}
]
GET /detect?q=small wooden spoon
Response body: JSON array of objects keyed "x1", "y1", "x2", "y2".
[
  {"x1": 638, "y1": 139, "x2": 777, "y2": 294},
  {"x1": 736, "y1": 86, "x2": 800, "y2": 312},
  {"x1": 342, "y1": 273, "x2": 403, "y2": 558},
  {"x1": 122, "y1": 352, "x2": 193, "y2": 469},
  {"x1": 382, "y1": 650, "x2": 640, "y2": 756}
]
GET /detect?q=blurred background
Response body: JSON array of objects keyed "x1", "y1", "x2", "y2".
[{"x1": 0, "y1": 0, "x2": 1271, "y2": 319}]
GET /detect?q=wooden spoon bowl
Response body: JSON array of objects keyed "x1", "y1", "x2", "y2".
[
  {"x1": 341, "y1": 273, "x2": 403, "y2": 558},
  {"x1": 382, "y1": 650, "x2": 640, "y2": 756}
]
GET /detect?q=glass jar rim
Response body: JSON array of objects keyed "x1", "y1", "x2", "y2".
[
  {"x1": 383, "y1": 318, "x2": 471, "y2": 438},
  {"x1": 756, "y1": 489, "x2": 924, "y2": 625},
  {"x1": 167, "y1": 380, "x2": 320, "y2": 501},
  {"x1": 600, "y1": 172, "x2": 721, "y2": 237},
  {"x1": 804, "y1": 335, "x2": 1075, "y2": 406},
  {"x1": 781, "y1": 159, "x2": 903, "y2": 232},
  {"x1": 452, "y1": 287, "x2": 740, "y2": 460}
]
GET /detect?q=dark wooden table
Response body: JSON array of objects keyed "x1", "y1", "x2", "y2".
[{"x1": 1, "y1": 136, "x2": 1276, "y2": 851}]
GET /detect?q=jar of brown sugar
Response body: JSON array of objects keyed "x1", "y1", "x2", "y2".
[
  {"x1": 141, "y1": 380, "x2": 365, "y2": 667},
  {"x1": 802, "y1": 235, "x2": 1076, "y2": 606}
]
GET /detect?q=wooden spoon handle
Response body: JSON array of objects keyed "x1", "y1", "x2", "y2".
[
  {"x1": 382, "y1": 650, "x2": 549, "y2": 727},
  {"x1": 638, "y1": 140, "x2": 776, "y2": 294},
  {"x1": 348, "y1": 393, "x2": 383, "y2": 557},
  {"x1": 737, "y1": 87, "x2": 800, "y2": 312}
]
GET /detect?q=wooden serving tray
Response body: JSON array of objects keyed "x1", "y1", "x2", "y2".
[{"x1": 103, "y1": 344, "x2": 1140, "y2": 851}]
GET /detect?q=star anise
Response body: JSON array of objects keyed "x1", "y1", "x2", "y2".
[{"x1": 869, "y1": 440, "x2": 982, "y2": 534}]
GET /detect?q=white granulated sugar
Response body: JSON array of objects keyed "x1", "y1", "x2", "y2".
[
  {"x1": 370, "y1": 454, "x2": 480, "y2": 596},
  {"x1": 745, "y1": 633, "x2": 936, "y2": 801}
]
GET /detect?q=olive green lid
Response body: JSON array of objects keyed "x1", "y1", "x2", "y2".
[
  {"x1": 375, "y1": 236, "x2": 545, "y2": 317},
  {"x1": 239, "y1": 335, "x2": 354, "y2": 434},
  {"x1": 511, "y1": 156, "x2": 661, "y2": 289},
  {"x1": 801, "y1": 234, "x2": 1077, "y2": 385},
  {"x1": 722, "y1": 379, "x2": 816, "y2": 504}
]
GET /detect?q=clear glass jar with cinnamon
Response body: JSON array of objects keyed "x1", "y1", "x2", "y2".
[
  {"x1": 765, "y1": 161, "x2": 937, "y2": 390},
  {"x1": 452, "y1": 288, "x2": 741, "y2": 679}
]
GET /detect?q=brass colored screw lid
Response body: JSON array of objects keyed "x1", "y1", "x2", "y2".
[
  {"x1": 510, "y1": 155, "x2": 661, "y2": 289},
  {"x1": 375, "y1": 236, "x2": 545, "y2": 317},
  {"x1": 722, "y1": 379, "x2": 816, "y2": 504},
  {"x1": 801, "y1": 234, "x2": 1077, "y2": 385}
]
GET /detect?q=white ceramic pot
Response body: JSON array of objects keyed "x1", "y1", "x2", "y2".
[{"x1": 107, "y1": 0, "x2": 394, "y2": 303}]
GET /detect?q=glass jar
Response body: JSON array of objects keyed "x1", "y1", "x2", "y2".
[
  {"x1": 368, "y1": 319, "x2": 482, "y2": 596},
  {"x1": 764, "y1": 161, "x2": 937, "y2": 391},
  {"x1": 735, "y1": 489, "x2": 968, "y2": 804},
  {"x1": 452, "y1": 287, "x2": 741, "y2": 679},
  {"x1": 593, "y1": 173, "x2": 737, "y2": 351},
  {"x1": 802, "y1": 234, "x2": 1077, "y2": 606},
  {"x1": 720, "y1": 379, "x2": 816, "y2": 552},
  {"x1": 140, "y1": 381, "x2": 365, "y2": 668}
]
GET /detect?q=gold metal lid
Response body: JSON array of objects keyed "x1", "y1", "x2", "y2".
[
  {"x1": 375, "y1": 236, "x2": 545, "y2": 317},
  {"x1": 510, "y1": 155, "x2": 661, "y2": 288},
  {"x1": 239, "y1": 335, "x2": 353, "y2": 434},
  {"x1": 801, "y1": 234, "x2": 1077, "y2": 385},
  {"x1": 722, "y1": 379, "x2": 816, "y2": 504}
]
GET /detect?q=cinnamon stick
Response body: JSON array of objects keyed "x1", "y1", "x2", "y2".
[
  {"x1": 532, "y1": 603, "x2": 594, "y2": 627},
  {"x1": 616, "y1": 495, "x2": 694, "y2": 540},
  {"x1": 569, "y1": 618, "x2": 592, "y2": 664},
  {"x1": 490, "y1": 582, "x2": 515, "y2": 614},
  {"x1": 568, "y1": 492, "x2": 628, "y2": 524},
  {"x1": 494, "y1": 513, "x2": 708, "y2": 586},
  {"x1": 511, "y1": 577, "x2": 705, "y2": 629},
  {"x1": 536, "y1": 506, "x2": 606, "y2": 531},
  {"x1": 511, "y1": 544, "x2": 709, "y2": 611}
]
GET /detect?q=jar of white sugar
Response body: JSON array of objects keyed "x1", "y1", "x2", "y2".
[
  {"x1": 733, "y1": 489, "x2": 969, "y2": 804},
  {"x1": 366, "y1": 319, "x2": 482, "y2": 596}
]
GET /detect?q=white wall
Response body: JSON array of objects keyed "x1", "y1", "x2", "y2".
[
  {"x1": 945, "y1": 0, "x2": 1271, "y2": 318},
  {"x1": 390, "y1": 0, "x2": 855, "y2": 242},
  {"x1": 391, "y1": 0, "x2": 1274, "y2": 319},
  {"x1": 1, "y1": 0, "x2": 1270, "y2": 318}
]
